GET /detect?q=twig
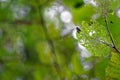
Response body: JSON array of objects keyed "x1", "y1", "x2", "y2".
[{"x1": 96, "y1": 39, "x2": 113, "y2": 48}]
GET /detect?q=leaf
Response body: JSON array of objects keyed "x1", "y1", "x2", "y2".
[
  {"x1": 108, "y1": 13, "x2": 120, "y2": 49},
  {"x1": 106, "y1": 52, "x2": 120, "y2": 79},
  {"x1": 72, "y1": 5, "x2": 96, "y2": 22},
  {"x1": 78, "y1": 21, "x2": 111, "y2": 56}
]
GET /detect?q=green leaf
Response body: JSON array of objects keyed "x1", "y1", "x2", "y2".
[
  {"x1": 106, "y1": 52, "x2": 120, "y2": 79},
  {"x1": 78, "y1": 21, "x2": 111, "y2": 56}
]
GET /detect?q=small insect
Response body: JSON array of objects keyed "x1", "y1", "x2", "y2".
[
  {"x1": 76, "y1": 26, "x2": 81, "y2": 33},
  {"x1": 72, "y1": 26, "x2": 81, "y2": 40}
]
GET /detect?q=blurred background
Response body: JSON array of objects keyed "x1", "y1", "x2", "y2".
[{"x1": 0, "y1": 0, "x2": 120, "y2": 80}]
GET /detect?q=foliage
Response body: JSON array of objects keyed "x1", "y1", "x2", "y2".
[{"x1": 0, "y1": 0, "x2": 120, "y2": 80}]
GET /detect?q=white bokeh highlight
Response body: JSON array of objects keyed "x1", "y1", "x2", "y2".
[
  {"x1": 78, "y1": 42, "x2": 91, "y2": 58},
  {"x1": 116, "y1": 8, "x2": 120, "y2": 18},
  {"x1": 44, "y1": 8, "x2": 57, "y2": 20},
  {"x1": 72, "y1": 28, "x2": 78, "y2": 39},
  {"x1": 61, "y1": 23, "x2": 74, "y2": 37},
  {"x1": 0, "y1": 0, "x2": 8, "y2": 2},
  {"x1": 60, "y1": 11, "x2": 72, "y2": 23},
  {"x1": 11, "y1": 5, "x2": 30, "y2": 19},
  {"x1": 89, "y1": 30, "x2": 96, "y2": 36},
  {"x1": 84, "y1": 0, "x2": 98, "y2": 7}
]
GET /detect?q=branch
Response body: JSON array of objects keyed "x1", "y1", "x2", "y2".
[
  {"x1": 38, "y1": 6, "x2": 62, "y2": 75},
  {"x1": 0, "y1": 20, "x2": 33, "y2": 25},
  {"x1": 97, "y1": 39, "x2": 113, "y2": 48}
]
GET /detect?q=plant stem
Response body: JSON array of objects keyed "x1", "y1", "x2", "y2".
[{"x1": 39, "y1": 6, "x2": 63, "y2": 78}]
